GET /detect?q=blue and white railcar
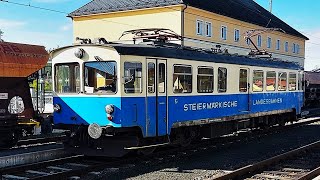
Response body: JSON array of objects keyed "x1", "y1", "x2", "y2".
[{"x1": 51, "y1": 41, "x2": 304, "y2": 156}]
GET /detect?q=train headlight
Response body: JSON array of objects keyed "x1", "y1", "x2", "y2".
[
  {"x1": 105, "y1": 104, "x2": 114, "y2": 114},
  {"x1": 88, "y1": 123, "x2": 102, "y2": 139},
  {"x1": 53, "y1": 104, "x2": 61, "y2": 113}
]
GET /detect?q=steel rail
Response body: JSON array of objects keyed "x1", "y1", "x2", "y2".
[{"x1": 212, "y1": 140, "x2": 320, "y2": 180}]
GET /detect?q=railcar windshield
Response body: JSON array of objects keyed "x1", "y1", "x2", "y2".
[
  {"x1": 84, "y1": 61, "x2": 117, "y2": 94},
  {"x1": 54, "y1": 63, "x2": 80, "y2": 93}
]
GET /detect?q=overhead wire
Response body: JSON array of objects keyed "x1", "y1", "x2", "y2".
[{"x1": 0, "y1": 0, "x2": 145, "y2": 29}]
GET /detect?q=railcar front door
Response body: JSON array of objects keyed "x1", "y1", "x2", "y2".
[
  {"x1": 239, "y1": 68, "x2": 250, "y2": 112},
  {"x1": 146, "y1": 58, "x2": 168, "y2": 137}
]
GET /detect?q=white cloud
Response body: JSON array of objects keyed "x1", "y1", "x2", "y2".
[
  {"x1": 59, "y1": 24, "x2": 72, "y2": 31},
  {"x1": 304, "y1": 29, "x2": 320, "y2": 71},
  {"x1": 0, "y1": 19, "x2": 26, "y2": 29}
]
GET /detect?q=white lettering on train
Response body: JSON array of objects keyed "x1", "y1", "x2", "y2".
[
  {"x1": 253, "y1": 98, "x2": 282, "y2": 105},
  {"x1": 183, "y1": 101, "x2": 238, "y2": 111}
]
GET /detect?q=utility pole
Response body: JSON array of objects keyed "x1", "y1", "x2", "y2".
[{"x1": 0, "y1": 29, "x2": 3, "y2": 42}]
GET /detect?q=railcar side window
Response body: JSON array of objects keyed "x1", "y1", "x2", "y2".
[
  {"x1": 84, "y1": 61, "x2": 117, "y2": 94},
  {"x1": 159, "y1": 63, "x2": 166, "y2": 93},
  {"x1": 298, "y1": 72, "x2": 304, "y2": 91},
  {"x1": 253, "y1": 70, "x2": 264, "y2": 92},
  {"x1": 218, "y1": 67, "x2": 227, "y2": 93},
  {"x1": 173, "y1": 65, "x2": 192, "y2": 93},
  {"x1": 197, "y1": 67, "x2": 214, "y2": 93},
  {"x1": 266, "y1": 71, "x2": 276, "y2": 91},
  {"x1": 148, "y1": 63, "x2": 155, "y2": 93},
  {"x1": 278, "y1": 72, "x2": 287, "y2": 91},
  {"x1": 289, "y1": 73, "x2": 297, "y2": 91},
  {"x1": 55, "y1": 63, "x2": 80, "y2": 93},
  {"x1": 239, "y1": 69, "x2": 248, "y2": 92},
  {"x1": 124, "y1": 62, "x2": 143, "y2": 93}
]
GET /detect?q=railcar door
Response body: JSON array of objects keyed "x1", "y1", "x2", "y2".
[
  {"x1": 146, "y1": 58, "x2": 168, "y2": 137},
  {"x1": 239, "y1": 68, "x2": 250, "y2": 111}
]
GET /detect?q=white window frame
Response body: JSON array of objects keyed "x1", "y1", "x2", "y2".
[
  {"x1": 257, "y1": 35, "x2": 262, "y2": 47},
  {"x1": 285, "y1": 41, "x2": 289, "y2": 52},
  {"x1": 234, "y1": 29, "x2": 240, "y2": 42},
  {"x1": 276, "y1": 39, "x2": 280, "y2": 50},
  {"x1": 205, "y1": 21, "x2": 212, "y2": 37},
  {"x1": 221, "y1": 25, "x2": 227, "y2": 40},
  {"x1": 196, "y1": 19, "x2": 204, "y2": 35},
  {"x1": 267, "y1": 37, "x2": 272, "y2": 49}
]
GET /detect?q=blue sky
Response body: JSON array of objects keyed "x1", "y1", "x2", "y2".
[{"x1": 0, "y1": 0, "x2": 319, "y2": 70}]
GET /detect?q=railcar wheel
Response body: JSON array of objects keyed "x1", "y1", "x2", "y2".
[{"x1": 138, "y1": 147, "x2": 156, "y2": 155}]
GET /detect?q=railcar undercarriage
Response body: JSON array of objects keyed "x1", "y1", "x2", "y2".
[{"x1": 62, "y1": 110, "x2": 297, "y2": 157}]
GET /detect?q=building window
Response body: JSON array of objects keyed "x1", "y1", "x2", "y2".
[
  {"x1": 124, "y1": 62, "x2": 143, "y2": 93},
  {"x1": 267, "y1": 37, "x2": 272, "y2": 49},
  {"x1": 196, "y1": 20, "x2": 203, "y2": 35},
  {"x1": 173, "y1": 65, "x2": 192, "y2": 93},
  {"x1": 276, "y1": 39, "x2": 280, "y2": 50},
  {"x1": 257, "y1": 35, "x2": 262, "y2": 47},
  {"x1": 246, "y1": 37, "x2": 251, "y2": 45},
  {"x1": 266, "y1": 71, "x2": 276, "y2": 91},
  {"x1": 289, "y1": 73, "x2": 297, "y2": 91},
  {"x1": 234, "y1": 29, "x2": 240, "y2": 42},
  {"x1": 197, "y1": 67, "x2": 214, "y2": 93},
  {"x1": 218, "y1": 67, "x2": 227, "y2": 92},
  {"x1": 205, "y1": 22, "x2": 212, "y2": 37},
  {"x1": 221, "y1": 26, "x2": 227, "y2": 40},
  {"x1": 239, "y1": 69, "x2": 248, "y2": 92},
  {"x1": 253, "y1": 70, "x2": 264, "y2": 92},
  {"x1": 278, "y1": 72, "x2": 287, "y2": 91},
  {"x1": 285, "y1": 41, "x2": 289, "y2": 52},
  {"x1": 296, "y1": 44, "x2": 300, "y2": 54},
  {"x1": 293, "y1": 43, "x2": 296, "y2": 53}
]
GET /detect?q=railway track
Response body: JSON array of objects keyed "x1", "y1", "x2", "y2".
[
  {"x1": 2, "y1": 117, "x2": 320, "y2": 180},
  {"x1": 210, "y1": 140, "x2": 320, "y2": 180}
]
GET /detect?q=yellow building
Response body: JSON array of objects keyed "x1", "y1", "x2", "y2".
[{"x1": 69, "y1": 0, "x2": 308, "y2": 66}]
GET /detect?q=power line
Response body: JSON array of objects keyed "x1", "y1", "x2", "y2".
[
  {"x1": 0, "y1": 0, "x2": 66, "y2": 14},
  {"x1": 0, "y1": 0, "x2": 145, "y2": 29}
]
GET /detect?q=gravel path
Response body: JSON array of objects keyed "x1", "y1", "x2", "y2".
[{"x1": 87, "y1": 122, "x2": 320, "y2": 180}]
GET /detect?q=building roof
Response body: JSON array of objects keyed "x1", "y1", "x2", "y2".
[
  {"x1": 305, "y1": 71, "x2": 320, "y2": 85},
  {"x1": 69, "y1": 0, "x2": 308, "y2": 40}
]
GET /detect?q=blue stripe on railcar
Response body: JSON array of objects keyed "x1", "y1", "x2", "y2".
[
  {"x1": 53, "y1": 96, "x2": 122, "y2": 127},
  {"x1": 167, "y1": 92, "x2": 303, "y2": 124},
  {"x1": 53, "y1": 92, "x2": 303, "y2": 138}
]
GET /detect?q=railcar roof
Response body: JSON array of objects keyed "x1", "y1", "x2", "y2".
[
  {"x1": 50, "y1": 43, "x2": 302, "y2": 70},
  {"x1": 112, "y1": 44, "x2": 302, "y2": 70}
]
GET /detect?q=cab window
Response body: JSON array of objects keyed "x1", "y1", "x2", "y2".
[
  {"x1": 54, "y1": 63, "x2": 80, "y2": 93},
  {"x1": 84, "y1": 61, "x2": 117, "y2": 94}
]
